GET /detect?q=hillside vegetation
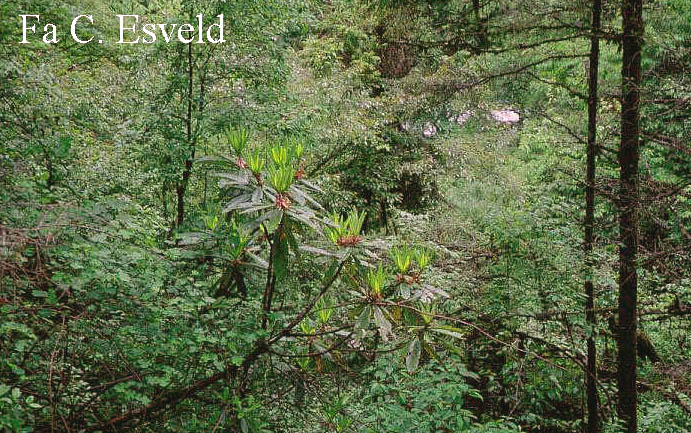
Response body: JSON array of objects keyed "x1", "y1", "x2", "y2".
[{"x1": 1, "y1": 0, "x2": 689, "y2": 432}]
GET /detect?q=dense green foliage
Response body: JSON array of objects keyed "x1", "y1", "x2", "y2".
[{"x1": 1, "y1": 0, "x2": 689, "y2": 432}]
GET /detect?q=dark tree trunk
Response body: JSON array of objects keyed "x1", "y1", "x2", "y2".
[
  {"x1": 262, "y1": 226, "x2": 282, "y2": 330},
  {"x1": 216, "y1": 264, "x2": 247, "y2": 299},
  {"x1": 176, "y1": 42, "x2": 195, "y2": 227},
  {"x1": 636, "y1": 331, "x2": 660, "y2": 363},
  {"x1": 617, "y1": 0, "x2": 643, "y2": 431},
  {"x1": 584, "y1": 0, "x2": 602, "y2": 432},
  {"x1": 472, "y1": 0, "x2": 488, "y2": 50}
]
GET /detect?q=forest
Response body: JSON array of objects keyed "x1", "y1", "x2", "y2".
[{"x1": 1, "y1": 0, "x2": 690, "y2": 432}]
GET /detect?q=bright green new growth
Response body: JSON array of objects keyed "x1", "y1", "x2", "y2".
[
  {"x1": 227, "y1": 128, "x2": 250, "y2": 155},
  {"x1": 326, "y1": 213, "x2": 346, "y2": 244},
  {"x1": 283, "y1": 137, "x2": 305, "y2": 161},
  {"x1": 204, "y1": 214, "x2": 219, "y2": 231},
  {"x1": 223, "y1": 223, "x2": 251, "y2": 261},
  {"x1": 245, "y1": 148, "x2": 266, "y2": 175},
  {"x1": 316, "y1": 296, "x2": 333, "y2": 325},
  {"x1": 300, "y1": 318, "x2": 316, "y2": 335},
  {"x1": 269, "y1": 165, "x2": 296, "y2": 193},
  {"x1": 268, "y1": 141, "x2": 305, "y2": 193},
  {"x1": 295, "y1": 347, "x2": 311, "y2": 370},
  {"x1": 271, "y1": 144, "x2": 289, "y2": 167},
  {"x1": 270, "y1": 140, "x2": 304, "y2": 167},
  {"x1": 391, "y1": 245, "x2": 413, "y2": 274},
  {"x1": 413, "y1": 247, "x2": 432, "y2": 271},
  {"x1": 366, "y1": 263, "x2": 388, "y2": 296},
  {"x1": 345, "y1": 207, "x2": 366, "y2": 236},
  {"x1": 293, "y1": 141, "x2": 304, "y2": 160},
  {"x1": 326, "y1": 207, "x2": 367, "y2": 245},
  {"x1": 418, "y1": 301, "x2": 435, "y2": 324},
  {"x1": 391, "y1": 244, "x2": 431, "y2": 274}
]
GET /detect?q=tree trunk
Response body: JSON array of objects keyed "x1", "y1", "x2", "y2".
[
  {"x1": 216, "y1": 264, "x2": 248, "y2": 299},
  {"x1": 472, "y1": 0, "x2": 488, "y2": 50},
  {"x1": 176, "y1": 42, "x2": 195, "y2": 227},
  {"x1": 617, "y1": 0, "x2": 643, "y2": 431},
  {"x1": 584, "y1": 0, "x2": 601, "y2": 432}
]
